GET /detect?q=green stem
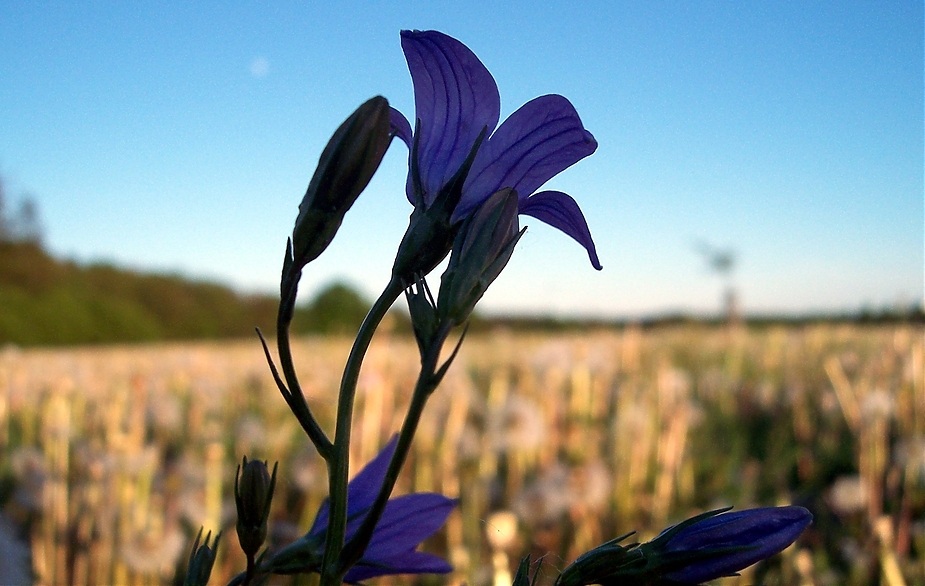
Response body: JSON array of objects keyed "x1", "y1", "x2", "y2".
[
  {"x1": 277, "y1": 280, "x2": 333, "y2": 459},
  {"x1": 319, "y1": 276, "x2": 404, "y2": 585},
  {"x1": 338, "y1": 321, "x2": 448, "y2": 573},
  {"x1": 242, "y1": 554, "x2": 255, "y2": 586}
]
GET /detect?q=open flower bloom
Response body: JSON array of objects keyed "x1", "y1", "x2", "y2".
[
  {"x1": 267, "y1": 437, "x2": 456, "y2": 583},
  {"x1": 391, "y1": 30, "x2": 602, "y2": 270}
]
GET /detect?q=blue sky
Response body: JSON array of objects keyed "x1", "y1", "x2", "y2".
[{"x1": 1, "y1": 2, "x2": 922, "y2": 317}]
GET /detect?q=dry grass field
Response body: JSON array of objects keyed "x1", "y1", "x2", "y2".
[{"x1": 0, "y1": 323, "x2": 922, "y2": 585}]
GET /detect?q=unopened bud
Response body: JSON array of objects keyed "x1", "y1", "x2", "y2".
[
  {"x1": 234, "y1": 457, "x2": 278, "y2": 558},
  {"x1": 289, "y1": 96, "x2": 392, "y2": 277},
  {"x1": 436, "y1": 188, "x2": 523, "y2": 325},
  {"x1": 640, "y1": 506, "x2": 812, "y2": 585},
  {"x1": 184, "y1": 528, "x2": 221, "y2": 586},
  {"x1": 555, "y1": 506, "x2": 812, "y2": 585}
]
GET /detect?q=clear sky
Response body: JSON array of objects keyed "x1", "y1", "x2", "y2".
[{"x1": 1, "y1": 2, "x2": 922, "y2": 318}]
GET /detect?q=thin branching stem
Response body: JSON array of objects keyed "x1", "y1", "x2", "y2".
[
  {"x1": 319, "y1": 276, "x2": 404, "y2": 585},
  {"x1": 275, "y1": 283, "x2": 333, "y2": 459},
  {"x1": 339, "y1": 320, "x2": 456, "y2": 573}
]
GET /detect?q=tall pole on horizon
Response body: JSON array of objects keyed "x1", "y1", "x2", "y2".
[{"x1": 694, "y1": 240, "x2": 740, "y2": 326}]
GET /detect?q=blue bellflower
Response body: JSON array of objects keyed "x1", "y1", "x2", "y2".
[
  {"x1": 267, "y1": 437, "x2": 456, "y2": 583},
  {"x1": 391, "y1": 30, "x2": 602, "y2": 271}
]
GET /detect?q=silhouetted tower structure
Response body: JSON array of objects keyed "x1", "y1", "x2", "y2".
[{"x1": 694, "y1": 241, "x2": 740, "y2": 326}]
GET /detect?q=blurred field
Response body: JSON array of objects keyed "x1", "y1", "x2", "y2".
[{"x1": 0, "y1": 323, "x2": 922, "y2": 585}]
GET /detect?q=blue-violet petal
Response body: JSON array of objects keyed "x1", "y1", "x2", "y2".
[
  {"x1": 520, "y1": 190, "x2": 602, "y2": 270},
  {"x1": 458, "y1": 94, "x2": 597, "y2": 220},
  {"x1": 400, "y1": 30, "x2": 500, "y2": 205}
]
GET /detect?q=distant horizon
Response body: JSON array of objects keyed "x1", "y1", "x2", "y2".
[
  {"x1": 2, "y1": 2, "x2": 921, "y2": 317},
  {"x1": 25, "y1": 242, "x2": 920, "y2": 323}
]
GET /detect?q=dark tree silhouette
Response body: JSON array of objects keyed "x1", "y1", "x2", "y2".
[{"x1": 0, "y1": 176, "x2": 43, "y2": 244}]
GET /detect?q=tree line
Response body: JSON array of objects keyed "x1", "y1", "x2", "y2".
[
  {"x1": 0, "y1": 238, "x2": 386, "y2": 346},
  {"x1": 0, "y1": 175, "x2": 400, "y2": 345}
]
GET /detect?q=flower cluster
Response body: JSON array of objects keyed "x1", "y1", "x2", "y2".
[{"x1": 183, "y1": 28, "x2": 811, "y2": 586}]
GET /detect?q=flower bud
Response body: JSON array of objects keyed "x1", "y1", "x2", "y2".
[
  {"x1": 184, "y1": 528, "x2": 221, "y2": 586},
  {"x1": 436, "y1": 188, "x2": 523, "y2": 325},
  {"x1": 289, "y1": 96, "x2": 392, "y2": 278},
  {"x1": 643, "y1": 506, "x2": 812, "y2": 585},
  {"x1": 234, "y1": 457, "x2": 278, "y2": 558},
  {"x1": 555, "y1": 506, "x2": 812, "y2": 585}
]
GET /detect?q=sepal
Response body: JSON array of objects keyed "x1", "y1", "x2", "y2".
[
  {"x1": 405, "y1": 277, "x2": 441, "y2": 356},
  {"x1": 184, "y1": 528, "x2": 222, "y2": 586},
  {"x1": 391, "y1": 127, "x2": 487, "y2": 282}
]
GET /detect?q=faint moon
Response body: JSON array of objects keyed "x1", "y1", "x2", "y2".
[{"x1": 250, "y1": 56, "x2": 270, "y2": 78}]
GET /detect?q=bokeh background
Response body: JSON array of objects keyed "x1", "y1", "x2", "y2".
[{"x1": 0, "y1": 2, "x2": 922, "y2": 585}]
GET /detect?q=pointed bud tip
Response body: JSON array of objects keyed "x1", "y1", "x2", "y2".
[{"x1": 290, "y1": 96, "x2": 393, "y2": 272}]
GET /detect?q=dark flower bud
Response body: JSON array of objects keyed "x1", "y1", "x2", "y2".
[
  {"x1": 184, "y1": 528, "x2": 221, "y2": 586},
  {"x1": 234, "y1": 457, "x2": 278, "y2": 558},
  {"x1": 436, "y1": 188, "x2": 523, "y2": 326},
  {"x1": 555, "y1": 506, "x2": 812, "y2": 586},
  {"x1": 288, "y1": 96, "x2": 392, "y2": 280},
  {"x1": 642, "y1": 506, "x2": 812, "y2": 585}
]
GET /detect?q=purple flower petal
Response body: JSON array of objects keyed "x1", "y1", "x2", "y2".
[
  {"x1": 364, "y1": 494, "x2": 457, "y2": 558},
  {"x1": 388, "y1": 108, "x2": 419, "y2": 204},
  {"x1": 308, "y1": 436, "x2": 398, "y2": 536},
  {"x1": 304, "y1": 437, "x2": 456, "y2": 582},
  {"x1": 345, "y1": 551, "x2": 452, "y2": 582},
  {"x1": 400, "y1": 29, "x2": 500, "y2": 205},
  {"x1": 457, "y1": 94, "x2": 597, "y2": 220},
  {"x1": 345, "y1": 436, "x2": 397, "y2": 511},
  {"x1": 520, "y1": 190, "x2": 602, "y2": 270},
  {"x1": 389, "y1": 107, "x2": 413, "y2": 149}
]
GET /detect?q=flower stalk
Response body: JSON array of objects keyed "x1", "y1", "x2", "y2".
[
  {"x1": 338, "y1": 317, "x2": 461, "y2": 573},
  {"x1": 319, "y1": 276, "x2": 405, "y2": 585}
]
